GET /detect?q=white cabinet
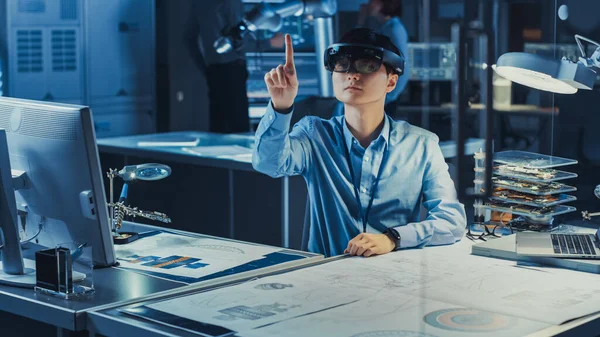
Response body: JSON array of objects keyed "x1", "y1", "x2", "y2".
[
  {"x1": 5, "y1": 0, "x2": 156, "y2": 136},
  {"x1": 85, "y1": 0, "x2": 155, "y2": 136},
  {"x1": 7, "y1": 0, "x2": 84, "y2": 104}
]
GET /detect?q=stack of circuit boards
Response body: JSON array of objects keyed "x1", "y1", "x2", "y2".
[{"x1": 484, "y1": 150, "x2": 578, "y2": 223}]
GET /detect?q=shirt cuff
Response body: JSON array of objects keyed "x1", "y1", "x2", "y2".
[
  {"x1": 393, "y1": 224, "x2": 419, "y2": 249},
  {"x1": 264, "y1": 101, "x2": 294, "y2": 132}
]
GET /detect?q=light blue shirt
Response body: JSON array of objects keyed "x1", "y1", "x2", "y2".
[{"x1": 253, "y1": 103, "x2": 466, "y2": 257}]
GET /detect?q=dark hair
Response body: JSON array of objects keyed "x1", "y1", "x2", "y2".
[
  {"x1": 339, "y1": 27, "x2": 401, "y2": 75},
  {"x1": 380, "y1": 0, "x2": 403, "y2": 18}
]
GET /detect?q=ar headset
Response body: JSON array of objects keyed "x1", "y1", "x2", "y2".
[{"x1": 324, "y1": 43, "x2": 405, "y2": 76}]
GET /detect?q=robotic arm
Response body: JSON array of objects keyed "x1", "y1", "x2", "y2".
[
  {"x1": 582, "y1": 185, "x2": 600, "y2": 221},
  {"x1": 215, "y1": 0, "x2": 337, "y2": 54}
]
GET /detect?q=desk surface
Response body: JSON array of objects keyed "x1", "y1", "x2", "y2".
[
  {"x1": 0, "y1": 243, "x2": 181, "y2": 331},
  {"x1": 88, "y1": 234, "x2": 600, "y2": 337},
  {"x1": 97, "y1": 131, "x2": 485, "y2": 166},
  {"x1": 98, "y1": 132, "x2": 257, "y2": 171},
  {"x1": 0, "y1": 221, "x2": 321, "y2": 332}
]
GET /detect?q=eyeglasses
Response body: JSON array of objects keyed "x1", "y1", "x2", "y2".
[{"x1": 467, "y1": 214, "x2": 517, "y2": 242}]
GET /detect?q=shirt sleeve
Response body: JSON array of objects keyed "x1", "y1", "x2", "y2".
[
  {"x1": 392, "y1": 138, "x2": 467, "y2": 248},
  {"x1": 252, "y1": 101, "x2": 313, "y2": 178}
]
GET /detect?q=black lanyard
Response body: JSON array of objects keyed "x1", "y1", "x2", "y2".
[{"x1": 342, "y1": 123, "x2": 390, "y2": 233}]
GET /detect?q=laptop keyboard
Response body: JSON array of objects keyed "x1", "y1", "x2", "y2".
[{"x1": 551, "y1": 234, "x2": 597, "y2": 255}]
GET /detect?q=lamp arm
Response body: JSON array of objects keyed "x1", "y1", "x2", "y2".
[{"x1": 575, "y1": 35, "x2": 600, "y2": 57}]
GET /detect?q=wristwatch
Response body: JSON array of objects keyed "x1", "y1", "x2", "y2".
[{"x1": 384, "y1": 228, "x2": 401, "y2": 250}]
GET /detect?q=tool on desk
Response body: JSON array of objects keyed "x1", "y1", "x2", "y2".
[{"x1": 106, "y1": 164, "x2": 172, "y2": 244}]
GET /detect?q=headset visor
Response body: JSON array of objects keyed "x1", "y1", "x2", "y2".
[{"x1": 324, "y1": 43, "x2": 404, "y2": 75}]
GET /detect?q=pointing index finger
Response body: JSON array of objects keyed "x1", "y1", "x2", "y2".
[{"x1": 285, "y1": 34, "x2": 295, "y2": 69}]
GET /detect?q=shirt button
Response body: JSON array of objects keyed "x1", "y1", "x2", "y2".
[
  {"x1": 361, "y1": 187, "x2": 367, "y2": 193},
  {"x1": 269, "y1": 114, "x2": 274, "y2": 120},
  {"x1": 353, "y1": 139, "x2": 357, "y2": 143},
  {"x1": 364, "y1": 156, "x2": 369, "y2": 162}
]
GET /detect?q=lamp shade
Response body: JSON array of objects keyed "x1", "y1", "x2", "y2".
[{"x1": 495, "y1": 52, "x2": 596, "y2": 94}]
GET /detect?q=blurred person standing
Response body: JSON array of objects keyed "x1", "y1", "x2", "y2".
[
  {"x1": 359, "y1": 0, "x2": 409, "y2": 113},
  {"x1": 189, "y1": 0, "x2": 250, "y2": 133}
]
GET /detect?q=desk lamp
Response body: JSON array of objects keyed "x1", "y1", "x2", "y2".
[
  {"x1": 107, "y1": 164, "x2": 172, "y2": 244},
  {"x1": 495, "y1": 35, "x2": 599, "y2": 94}
]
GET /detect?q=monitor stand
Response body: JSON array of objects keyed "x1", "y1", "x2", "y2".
[
  {"x1": 0, "y1": 258, "x2": 36, "y2": 288},
  {"x1": 0, "y1": 257, "x2": 86, "y2": 288}
]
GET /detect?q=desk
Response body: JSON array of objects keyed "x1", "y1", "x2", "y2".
[
  {"x1": 0, "y1": 221, "x2": 321, "y2": 336},
  {"x1": 86, "y1": 233, "x2": 600, "y2": 337},
  {"x1": 97, "y1": 132, "x2": 485, "y2": 250}
]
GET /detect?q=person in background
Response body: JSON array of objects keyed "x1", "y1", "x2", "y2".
[
  {"x1": 190, "y1": 0, "x2": 250, "y2": 133},
  {"x1": 359, "y1": 0, "x2": 409, "y2": 113}
]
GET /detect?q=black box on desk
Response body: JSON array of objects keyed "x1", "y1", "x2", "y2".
[{"x1": 35, "y1": 247, "x2": 73, "y2": 293}]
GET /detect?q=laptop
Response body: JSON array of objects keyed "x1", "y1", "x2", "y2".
[
  {"x1": 516, "y1": 230, "x2": 600, "y2": 258},
  {"x1": 471, "y1": 234, "x2": 600, "y2": 274}
]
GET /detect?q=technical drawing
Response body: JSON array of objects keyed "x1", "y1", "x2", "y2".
[
  {"x1": 193, "y1": 245, "x2": 246, "y2": 254},
  {"x1": 214, "y1": 303, "x2": 301, "y2": 321},
  {"x1": 351, "y1": 331, "x2": 438, "y2": 337},
  {"x1": 423, "y1": 308, "x2": 515, "y2": 332},
  {"x1": 255, "y1": 283, "x2": 294, "y2": 290}
]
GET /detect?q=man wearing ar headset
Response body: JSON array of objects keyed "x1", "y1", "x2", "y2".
[{"x1": 253, "y1": 28, "x2": 466, "y2": 257}]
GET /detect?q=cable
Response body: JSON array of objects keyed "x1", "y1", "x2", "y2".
[{"x1": 0, "y1": 222, "x2": 43, "y2": 250}]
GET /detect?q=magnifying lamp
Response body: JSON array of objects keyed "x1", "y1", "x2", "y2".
[
  {"x1": 495, "y1": 35, "x2": 600, "y2": 94},
  {"x1": 595, "y1": 185, "x2": 600, "y2": 199},
  {"x1": 115, "y1": 163, "x2": 171, "y2": 210},
  {"x1": 117, "y1": 163, "x2": 171, "y2": 182}
]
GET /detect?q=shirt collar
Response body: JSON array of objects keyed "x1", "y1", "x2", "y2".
[{"x1": 342, "y1": 114, "x2": 390, "y2": 153}]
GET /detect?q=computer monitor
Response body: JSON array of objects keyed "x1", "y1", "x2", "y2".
[{"x1": 0, "y1": 97, "x2": 115, "y2": 287}]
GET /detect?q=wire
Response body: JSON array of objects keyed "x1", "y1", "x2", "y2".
[{"x1": 0, "y1": 223, "x2": 43, "y2": 250}]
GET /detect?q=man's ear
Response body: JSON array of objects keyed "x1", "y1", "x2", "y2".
[{"x1": 386, "y1": 73, "x2": 398, "y2": 93}]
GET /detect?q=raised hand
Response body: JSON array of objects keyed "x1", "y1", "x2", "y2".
[{"x1": 264, "y1": 34, "x2": 299, "y2": 111}]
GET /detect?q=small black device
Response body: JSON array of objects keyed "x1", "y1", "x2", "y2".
[
  {"x1": 35, "y1": 247, "x2": 73, "y2": 293},
  {"x1": 113, "y1": 231, "x2": 140, "y2": 245},
  {"x1": 324, "y1": 43, "x2": 405, "y2": 75},
  {"x1": 384, "y1": 228, "x2": 402, "y2": 250}
]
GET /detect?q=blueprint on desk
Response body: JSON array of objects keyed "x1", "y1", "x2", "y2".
[
  {"x1": 114, "y1": 232, "x2": 311, "y2": 283},
  {"x1": 122, "y1": 242, "x2": 600, "y2": 336}
]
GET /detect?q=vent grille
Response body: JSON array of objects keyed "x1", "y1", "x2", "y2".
[
  {"x1": 0, "y1": 106, "x2": 13, "y2": 129},
  {"x1": 17, "y1": 30, "x2": 43, "y2": 73},
  {"x1": 0, "y1": 104, "x2": 79, "y2": 140},
  {"x1": 52, "y1": 30, "x2": 77, "y2": 72},
  {"x1": 60, "y1": 0, "x2": 77, "y2": 20},
  {"x1": 18, "y1": 0, "x2": 46, "y2": 13},
  {"x1": 20, "y1": 108, "x2": 79, "y2": 140}
]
